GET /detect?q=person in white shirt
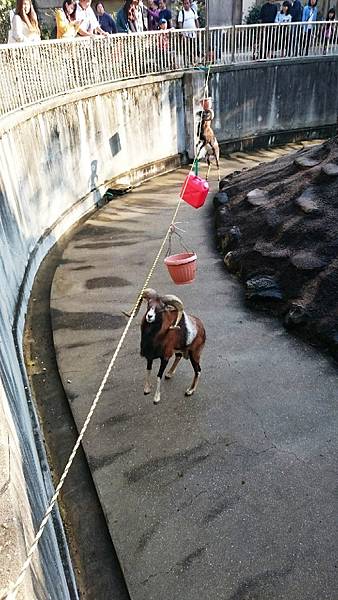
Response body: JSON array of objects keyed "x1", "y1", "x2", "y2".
[
  {"x1": 275, "y1": 1, "x2": 292, "y2": 23},
  {"x1": 177, "y1": 0, "x2": 199, "y2": 35},
  {"x1": 275, "y1": 1, "x2": 292, "y2": 56},
  {"x1": 76, "y1": 0, "x2": 108, "y2": 36},
  {"x1": 8, "y1": 0, "x2": 40, "y2": 43},
  {"x1": 133, "y1": 0, "x2": 146, "y2": 32},
  {"x1": 177, "y1": 0, "x2": 199, "y2": 64}
]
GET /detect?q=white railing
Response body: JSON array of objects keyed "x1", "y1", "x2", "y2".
[
  {"x1": 232, "y1": 20, "x2": 338, "y2": 63},
  {"x1": 0, "y1": 21, "x2": 337, "y2": 119}
]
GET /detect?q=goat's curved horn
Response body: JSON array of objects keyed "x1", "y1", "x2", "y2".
[
  {"x1": 122, "y1": 288, "x2": 158, "y2": 319},
  {"x1": 142, "y1": 288, "x2": 158, "y2": 300},
  {"x1": 161, "y1": 294, "x2": 184, "y2": 329}
]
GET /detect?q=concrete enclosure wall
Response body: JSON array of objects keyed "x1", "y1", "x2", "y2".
[
  {"x1": 184, "y1": 57, "x2": 338, "y2": 157},
  {"x1": 0, "y1": 73, "x2": 185, "y2": 598},
  {"x1": 0, "y1": 58, "x2": 337, "y2": 597}
]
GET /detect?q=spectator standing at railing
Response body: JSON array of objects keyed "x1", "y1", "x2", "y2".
[
  {"x1": 302, "y1": 0, "x2": 318, "y2": 55},
  {"x1": 116, "y1": 0, "x2": 139, "y2": 32},
  {"x1": 275, "y1": 1, "x2": 292, "y2": 56},
  {"x1": 177, "y1": 0, "x2": 199, "y2": 32},
  {"x1": 95, "y1": 2, "x2": 117, "y2": 33},
  {"x1": 260, "y1": 0, "x2": 278, "y2": 24},
  {"x1": 146, "y1": 0, "x2": 160, "y2": 31},
  {"x1": 275, "y1": 1, "x2": 291, "y2": 23},
  {"x1": 323, "y1": 8, "x2": 336, "y2": 55},
  {"x1": 116, "y1": 0, "x2": 131, "y2": 32},
  {"x1": 158, "y1": 0, "x2": 172, "y2": 28},
  {"x1": 76, "y1": 0, "x2": 109, "y2": 35},
  {"x1": 290, "y1": 0, "x2": 302, "y2": 21},
  {"x1": 289, "y1": 0, "x2": 302, "y2": 55},
  {"x1": 8, "y1": 0, "x2": 40, "y2": 42},
  {"x1": 177, "y1": 0, "x2": 199, "y2": 65},
  {"x1": 55, "y1": 0, "x2": 83, "y2": 38},
  {"x1": 133, "y1": 0, "x2": 146, "y2": 31}
]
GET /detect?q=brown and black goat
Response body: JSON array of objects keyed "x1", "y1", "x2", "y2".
[
  {"x1": 138, "y1": 289, "x2": 206, "y2": 404},
  {"x1": 196, "y1": 108, "x2": 220, "y2": 181}
]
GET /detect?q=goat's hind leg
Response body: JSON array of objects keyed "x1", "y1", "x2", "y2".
[
  {"x1": 154, "y1": 358, "x2": 169, "y2": 404},
  {"x1": 144, "y1": 358, "x2": 153, "y2": 395},
  {"x1": 165, "y1": 353, "x2": 182, "y2": 380},
  {"x1": 213, "y1": 141, "x2": 221, "y2": 182},
  {"x1": 185, "y1": 351, "x2": 201, "y2": 396},
  {"x1": 206, "y1": 155, "x2": 211, "y2": 182}
]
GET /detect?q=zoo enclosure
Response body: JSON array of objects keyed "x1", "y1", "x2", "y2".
[{"x1": 0, "y1": 20, "x2": 337, "y2": 119}]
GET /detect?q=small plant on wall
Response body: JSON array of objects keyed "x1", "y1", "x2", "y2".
[
  {"x1": 0, "y1": 0, "x2": 15, "y2": 43},
  {"x1": 245, "y1": 4, "x2": 261, "y2": 24}
]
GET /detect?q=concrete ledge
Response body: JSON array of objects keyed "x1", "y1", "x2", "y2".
[{"x1": 219, "y1": 124, "x2": 336, "y2": 154}]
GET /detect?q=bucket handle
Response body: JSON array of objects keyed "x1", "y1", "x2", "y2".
[{"x1": 165, "y1": 223, "x2": 192, "y2": 258}]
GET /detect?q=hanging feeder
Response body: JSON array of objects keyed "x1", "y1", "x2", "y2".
[
  {"x1": 164, "y1": 225, "x2": 197, "y2": 285},
  {"x1": 180, "y1": 173, "x2": 209, "y2": 209},
  {"x1": 164, "y1": 252, "x2": 197, "y2": 285}
]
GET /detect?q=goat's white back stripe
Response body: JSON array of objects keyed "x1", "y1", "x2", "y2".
[{"x1": 185, "y1": 314, "x2": 198, "y2": 346}]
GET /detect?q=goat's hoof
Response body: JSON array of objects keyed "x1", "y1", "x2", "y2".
[
  {"x1": 185, "y1": 388, "x2": 195, "y2": 397},
  {"x1": 165, "y1": 373, "x2": 173, "y2": 380},
  {"x1": 153, "y1": 396, "x2": 160, "y2": 404},
  {"x1": 144, "y1": 388, "x2": 151, "y2": 395}
]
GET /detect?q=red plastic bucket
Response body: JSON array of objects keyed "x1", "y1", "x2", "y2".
[
  {"x1": 180, "y1": 174, "x2": 209, "y2": 209},
  {"x1": 164, "y1": 252, "x2": 197, "y2": 285}
]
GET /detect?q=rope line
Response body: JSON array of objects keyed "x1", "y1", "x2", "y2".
[{"x1": 1, "y1": 63, "x2": 212, "y2": 600}]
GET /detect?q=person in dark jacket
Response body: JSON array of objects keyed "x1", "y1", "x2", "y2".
[
  {"x1": 116, "y1": 0, "x2": 134, "y2": 32},
  {"x1": 96, "y1": 1, "x2": 117, "y2": 32},
  {"x1": 290, "y1": 0, "x2": 303, "y2": 55},
  {"x1": 260, "y1": 1, "x2": 278, "y2": 23},
  {"x1": 290, "y1": 0, "x2": 302, "y2": 21}
]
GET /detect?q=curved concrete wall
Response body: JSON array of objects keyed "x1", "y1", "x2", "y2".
[
  {"x1": 0, "y1": 58, "x2": 336, "y2": 596},
  {"x1": 0, "y1": 72, "x2": 185, "y2": 598}
]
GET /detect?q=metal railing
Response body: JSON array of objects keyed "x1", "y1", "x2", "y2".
[{"x1": 0, "y1": 21, "x2": 337, "y2": 119}]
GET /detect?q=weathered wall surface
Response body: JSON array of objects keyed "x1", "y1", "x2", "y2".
[
  {"x1": 209, "y1": 0, "x2": 243, "y2": 25},
  {"x1": 0, "y1": 73, "x2": 185, "y2": 598},
  {"x1": 0, "y1": 58, "x2": 337, "y2": 596},
  {"x1": 212, "y1": 59, "x2": 338, "y2": 147},
  {"x1": 184, "y1": 57, "x2": 338, "y2": 156}
]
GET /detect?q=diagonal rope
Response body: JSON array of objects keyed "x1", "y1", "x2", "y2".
[{"x1": 1, "y1": 63, "x2": 212, "y2": 600}]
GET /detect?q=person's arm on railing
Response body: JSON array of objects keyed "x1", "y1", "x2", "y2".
[{"x1": 55, "y1": 9, "x2": 83, "y2": 38}]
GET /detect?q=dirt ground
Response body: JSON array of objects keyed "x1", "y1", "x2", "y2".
[{"x1": 215, "y1": 136, "x2": 338, "y2": 363}]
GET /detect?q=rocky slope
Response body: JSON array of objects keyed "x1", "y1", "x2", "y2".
[{"x1": 215, "y1": 137, "x2": 338, "y2": 362}]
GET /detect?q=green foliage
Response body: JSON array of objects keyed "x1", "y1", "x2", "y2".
[
  {"x1": 245, "y1": 5, "x2": 261, "y2": 24},
  {"x1": 0, "y1": 0, "x2": 15, "y2": 43}
]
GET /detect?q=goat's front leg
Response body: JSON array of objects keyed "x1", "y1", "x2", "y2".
[
  {"x1": 165, "y1": 353, "x2": 182, "y2": 380},
  {"x1": 144, "y1": 358, "x2": 153, "y2": 395},
  {"x1": 185, "y1": 352, "x2": 201, "y2": 396},
  {"x1": 154, "y1": 358, "x2": 169, "y2": 404}
]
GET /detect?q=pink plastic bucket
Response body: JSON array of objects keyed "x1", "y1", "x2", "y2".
[{"x1": 164, "y1": 252, "x2": 197, "y2": 285}]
